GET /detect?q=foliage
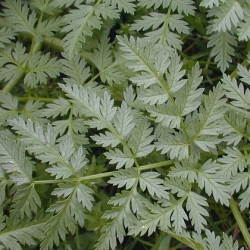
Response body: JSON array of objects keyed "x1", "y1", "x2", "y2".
[{"x1": 0, "y1": 0, "x2": 250, "y2": 249}]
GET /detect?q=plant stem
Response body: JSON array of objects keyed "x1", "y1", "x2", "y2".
[
  {"x1": 229, "y1": 198, "x2": 250, "y2": 249},
  {"x1": 34, "y1": 160, "x2": 173, "y2": 184}
]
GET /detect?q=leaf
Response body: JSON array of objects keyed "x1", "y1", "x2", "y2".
[
  {"x1": 222, "y1": 74, "x2": 250, "y2": 110},
  {"x1": 237, "y1": 63, "x2": 250, "y2": 86},
  {"x1": 92, "y1": 36, "x2": 113, "y2": 72},
  {"x1": 0, "y1": 28, "x2": 16, "y2": 48},
  {"x1": 187, "y1": 84, "x2": 227, "y2": 152},
  {"x1": 46, "y1": 140, "x2": 87, "y2": 179},
  {"x1": 105, "y1": 147, "x2": 134, "y2": 169},
  {"x1": 168, "y1": 14, "x2": 190, "y2": 34},
  {"x1": 147, "y1": 104, "x2": 181, "y2": 129},
  {"x1": 139, "y1": 171, "x2": 169, "y2": 199},
  {"x1": 229, "y1": 172, "x2": 249, "y2": 194},
  {"x1": 0, "y1": 93, "x2": 19, "y2": 125},
  {"x1": 237, "y1": 11, "x2": 250, "y2": 41},
  {"x1": 52, "y1": 0, "x2": 85, "y2": 8},
  {"x1": 2, "y1": 0, "x2": 36, "y2": 35},
  {"x1": 221, "y1": 233, "x2": 242, "y2": 250},
  {"x1": 197, "y1": 159, "x2": 230, "y2": 205},
  {"x1": 92, "y1": 132, "x2": 120, "y2": 148},
  {"x1": 200, "y1": 0, "x2": 225, "y2": 8},
  {"x1": 11, "y1": 184, "x2": 41, "y2": 218},
  {"x1": 156, "y1": 129, "x2": 189, "y2": 160},
  {"x1": 207, "y1": 31, "x2": 237, "y2": 72},
  {"x1": 176, "y1": 63, "x2": 204, "y2": 116},
  {"x1": 138, "y1": 86, "x2": 168, "y2": 105},
  {"x1": 169, "y1": 157, "x2": 199, "y2": 183},
  {"x1": 61, "y1": 54, "x2": 91, "y2": 86},
  {"x1": 165, "y1": 52, "x2": 187, "y2": 93},
  {"x1": 0, "y1": 212, "x2": 46, "y2": 250},
  {"x1": 35, "y1": 17, "x2": 63, "y2": 41},
  {"x1": 24, "y1": 52, "x2": 62, "y2": 87},
  {"x1": 62, "y1": 4, "x2": 102, "y2": 59},
  {"x1": 42, "y1": 97, "x2": 71, "y2": 118},
  {"x1": 131, "y1": 12, "x2": 168, "y2": 31},
  {"x1": 0, "y1": 42, "x2": 27, "y2": 82},
  {"x1": 95, "y1": 190, "x2": 136, "y2": 250},
  {"x1": 108, "y1": 168, "x2": 138, "y2": 189},
  {"x1": 103, "y1": 0, "x2": 136, "y2": 14},
  {"x1": 117, "y1": 36, "x2": 171, "y2": 88},
  {"x1": 128, "y1": 119, "x2": 155, "y2": 157},
  {"x1": 137, "y1": 0, "x2": 195, "y2": 15},
  {"x1": 114, "y1": 101, "x2": 135, "y2": 138},
  {"x1": 42, "y1": 182, "x2": 94, "y2": 250},
  {"x1": 211, "y1": 0, "x2": 244, "y2": 32},
  {"x1": 222, "y1": 111, "x2": 246, "y2": 146},
  {"x1": 219, "y1": 147, "x2": 247, "y2": 177},
  {"x1": 0, "y1": 134, "x2": 33, "y2": 185},
  {"x1": 9, "y1": 118, "x2": 59, "y2": 164},
  {"x1": 186, "y1": 192, "x2": 209, "y2": 234}
]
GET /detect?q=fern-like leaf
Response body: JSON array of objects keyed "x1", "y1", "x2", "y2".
[
  {"x1": 1, "y1": 0, "x2": 36, "y2": 35},
  {"x1": 210, "y1": 0, "x2": 244, "y2": 32},
  {"x1": 197, "y1": 159, "x2": 230, "y2": 205},
  {"x1": 41, "y1": 182, "x2": 94, "y2": 250},
  {"x1": 222, "y1": 74, "x2": 250, "y2": 110},
  {"x1": 11, "y1": 184, "x2": 41, "y2": 218},
  {"x1": 24, "y1": 52, "x2": 61, "y2": 87},
  {"x1": 0, "y1": 28, "x2": 16, "y2": 49},
  {"x1": 207, "y1": 31, "x2": 237, "y2": 72},
  {"x1": 0, "y1": 211, "x2": 46, "y2": 250},
  {"x1": 0, "y1": 134, "x2": 33, "y2": 185}
]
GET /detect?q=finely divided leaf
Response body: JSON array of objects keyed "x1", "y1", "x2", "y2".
[
  {"x1": 11, "y1": 184, "x2": 41, "y2": 218},
  {"x1": 24, "y1": 52, "x2": 62, "y2": 87},
  {"x1": 61, "y1": 54, "x2": 91, "y2": 86},
  {"x1": 2, "y1": 0, "x2": 36, "y2": 35},
  {"x1": 0, "y1": 28, "x2": 16, "y2": 48},
  {"x1": 211, "y1": 0, "x2": 244, "y2": 32},
  {"x1": 128, "y1": 119, "x2": 155, "y2": 157},
  {"x1": 0, "y1": 134, "x2": 33, "y2": 185},
  {"x1": 186, "y1": 192, "x2": 208, "y2": 233},
  {"x1": 207, "y1": 31, "x2": 237, "y2": 72},
  {"x1": 197, "y1": 160, "x2": 230, "y2": 205},
  {"x1": 62, "y1": 4, "x2": 102, "y2": 59},
  {"x1": 222, "y1": 74, "x2": 250, "y2": 110},
  {"x1": 105, "y1": 147, "x2": 134, "y2": 169}
]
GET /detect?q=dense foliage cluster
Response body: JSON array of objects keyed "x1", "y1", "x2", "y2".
[{"x1": 0, "y1": 0, "x2": 250, "y2": 249}]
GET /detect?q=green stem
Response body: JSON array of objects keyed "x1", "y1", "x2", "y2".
[
  {"x1": 34, "y1": 160, "x2": 173, "y2": 184},
  {"x1": 1, "y1": 71, "x2": 25, "y2": 93},
  {"x1": 229, "y1": 198, "x2": 250, "y2": 249}
]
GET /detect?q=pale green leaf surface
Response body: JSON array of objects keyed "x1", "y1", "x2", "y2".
[
  {"x1": 108, "y1": 168, "x2": 138, "y2": 189},
  {"x1": 207, "y1": 31, "x2": 237, "y2": 72},
  {"x1": 62, "y1": 4, "x2": 102, "y2": 59},
  {"x1": 0, "y1": 212, "x2": 46, "y2": 250},
  {"x1": 197, "y1": 160, "x2": 230, "y2": 205},
  {"x1": 139, "y1": 172, "x2": 169, "y2": 199},
  {"x1": 128, "y1": 120, "x2": 155, "y2": 158},
  {"x1": 211, "y1": 0, "x2": 244, "y2": 32},
  {"x1": 222, "y1": 74, "x2": 250, "y2": 110},
  {"x1": 61, "y1": 54, "x2": 91, "y2": 86},
  {"x1": 219, "y1": 147, "x2": 247, "y2": 177},
  {"x1": 0, "y1": 28, "x2": 16, "y2": 49},
  {"x1": 11, "y1": 184, "x2": 41, "y2": 218},
  {"x1": 24, "y1": 52, "x2": 62, "y2": 87},
  {"x1": 105, "y1": 147, "x2": 134, "y2": 169},
  {"x1": 2, "y1": 0, "x2": 36, "y2": 35},
  {"x1": 42, "y1": 98, "x2": 71, "y2": 118},
  {"x1": 103, "y1": 0, "x2": 136, "y2": 14},
  {"x1": 186, "y1": 192, "x2": 208, "y2": 234},
  {"x1": 0, "y1": 135, "x2": 33, "y2": 185}
]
